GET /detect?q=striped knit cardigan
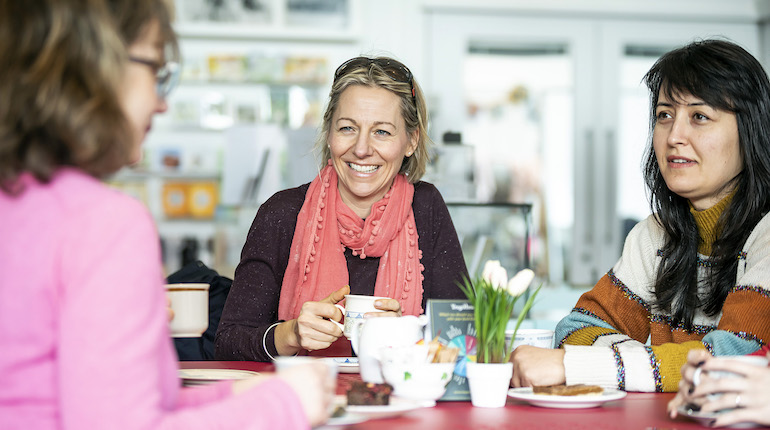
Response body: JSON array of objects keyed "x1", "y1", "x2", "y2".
[{"x1": 555, "y1": 211, "x2": 770, "y2": 392}]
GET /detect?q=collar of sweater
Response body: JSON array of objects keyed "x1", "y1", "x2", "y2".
[{"x1": 689, "y1": 190, "x2": 736, "y2": 255}]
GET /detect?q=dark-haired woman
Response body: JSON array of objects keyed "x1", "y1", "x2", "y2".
[{"x1": 510, "y1": 39, "x2": 770, "y2": 392}]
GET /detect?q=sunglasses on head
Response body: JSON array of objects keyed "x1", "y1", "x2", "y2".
[{"x1": 334, "y1": 57, "x2": 416, "y2": 103}]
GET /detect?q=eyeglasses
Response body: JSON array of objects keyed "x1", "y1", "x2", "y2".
[
  {"x1": 129, "y1": 57, "x2": 180, "y2": 99},
  {"x1": 334, "y1": 57, "x2": 416, "y2": 103}
]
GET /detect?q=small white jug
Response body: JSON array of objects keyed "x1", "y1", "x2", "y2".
[{"x1": 349, "y1": 315, "x2": 427, "y2": 383}]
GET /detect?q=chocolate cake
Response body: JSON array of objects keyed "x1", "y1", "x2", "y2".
[{"x1": 346, "y1": 381, "x2": 393, "y2": 405}]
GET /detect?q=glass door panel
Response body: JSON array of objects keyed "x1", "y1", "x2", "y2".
[{"x1": 426, "y1": 14, "x2": 594, "y2": 285}]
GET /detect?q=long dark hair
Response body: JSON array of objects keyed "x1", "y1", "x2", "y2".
[{"x1": 642, "y1": 39, "x2": 770, "y2": 330}]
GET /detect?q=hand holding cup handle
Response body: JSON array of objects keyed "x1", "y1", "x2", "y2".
[{"x1": 331, "y1": 303, "x2": 345, "y2": 332}]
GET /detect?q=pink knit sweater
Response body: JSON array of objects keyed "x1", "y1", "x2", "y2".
[{"x1": 0, "y1": 168, "x2": 309, "y2": 429}]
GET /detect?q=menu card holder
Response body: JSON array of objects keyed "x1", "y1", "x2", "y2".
[{"x1": 425, "y1": 299, "x2": 477, "y2": 401}]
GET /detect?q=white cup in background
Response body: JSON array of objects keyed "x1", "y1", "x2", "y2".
[
  {"x1": 273, "y1": 356, "x2": 339, "y2": 384},
  {"x1": 165, "y1": 283, "x2": 209, "y2": 338},
  {"x1": 692, "y1": 355, "x2": 769, "y2": 402},
  {"x1": 506, "y1": 328, "x2": 555, "y2": 350},
  {"x1": 333, "y1": 294, "x2": 387, "y2": 338}
]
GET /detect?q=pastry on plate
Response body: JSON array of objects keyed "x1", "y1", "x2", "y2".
[{"x1": 532, "y1": 384, "x2": 604, "y2": 396}]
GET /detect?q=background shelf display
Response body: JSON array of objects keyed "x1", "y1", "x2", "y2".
[{"x1": 109, "y1": 0, "x2": 361, "y2": 278}]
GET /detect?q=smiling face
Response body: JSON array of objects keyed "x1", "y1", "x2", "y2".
[
  {"x1": 118, "y1": 20, "x2": 168, "y2": 165},
  {"x1": 328, "y1": 85, "x2": 418, "y2": 218},
  {"x1": 653, "y1": 91, "x2": 743, "y2": 210}
]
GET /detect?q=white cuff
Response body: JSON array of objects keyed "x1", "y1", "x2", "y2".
[{"x1": 563, "y1": 344, "x2": 619, "y2": 389}]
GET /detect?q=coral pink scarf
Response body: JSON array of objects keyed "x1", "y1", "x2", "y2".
[{"x1": 278, "y1": 164, "x2": 424, "y2": 321}]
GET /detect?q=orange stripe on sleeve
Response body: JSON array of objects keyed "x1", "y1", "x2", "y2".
[
  {"x1": 575, "y1": 273, "x2": 651, "y2": 342},
  {"x1": 718, "y1": 287, "x2": 770, "y2": 345}
]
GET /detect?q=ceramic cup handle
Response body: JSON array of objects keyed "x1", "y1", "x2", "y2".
[{"x1": 330, "y1": 304, "x2": 345, "y2": 331}]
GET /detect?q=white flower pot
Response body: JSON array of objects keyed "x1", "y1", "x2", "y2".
[{"x1": 466, "y1": 361, "x2": 513, "y2": 408}]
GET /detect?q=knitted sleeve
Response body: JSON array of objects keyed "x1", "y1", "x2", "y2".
[
  {"x1": 705, "y1": 212, "x2": 770, "y2": 356},
  {"x1": 556, "y1": 214, "x2": 770, "y2": 392},
  {"x1": 556, "y1": 216, "x2": 708, "y2": 392}
]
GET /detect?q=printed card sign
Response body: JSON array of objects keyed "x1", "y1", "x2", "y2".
[{"x1": 425, "y1": 299, "x2": 477, "y2": 401}]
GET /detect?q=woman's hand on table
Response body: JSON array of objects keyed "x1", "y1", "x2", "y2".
[
  {"x1": 510, "y1": 345, "x2": 566, "y2": 388},
  {"x1": 668, "y1": 349, "x2": 770, "y2": 427},
  {"x1": 276, "y1": 285, "x2": 349, "y2": 355}
]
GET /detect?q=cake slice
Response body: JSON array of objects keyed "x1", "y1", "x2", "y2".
[
  {"x1": 532, "y1": 384, "x2": 604, "y2": 396},
  {"x1": 346, "y1": 381, "x2": 393, "y2": 405}
]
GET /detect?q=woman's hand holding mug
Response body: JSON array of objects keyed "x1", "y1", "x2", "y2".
[
  {"x1": 285, "y1": 285, "x2": 349, "y2": 352},
  {"x1": 669, "y1": 349, "x2": 770, "y2": 427}
]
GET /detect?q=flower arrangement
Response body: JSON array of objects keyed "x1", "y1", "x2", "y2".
[{"x1": 458, "y1": 260, "x2": 540, "y2": 364}]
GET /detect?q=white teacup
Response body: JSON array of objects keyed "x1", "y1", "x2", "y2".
[
  {"x1": 333, "y1": 294, "x2": 387, "y2": 338},
  {"x1": 506, "y1": 328, "x2": 555, "y2": 350},
  {"x1": 165, "y1": 283, "x2": 209, "y2": 338},
  {"x1": 273, "y1": 356, "x2": 339, "y2": 383},
  {"x1": 692, "y1": 355, "x2": 769, "y2": 403}
]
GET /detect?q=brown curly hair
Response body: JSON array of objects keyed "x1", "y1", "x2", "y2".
[{"x1": 0, "y1": 0, "x2": 178, "y2": 195}]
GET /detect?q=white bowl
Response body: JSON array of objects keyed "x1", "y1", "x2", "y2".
[{"x1": 381, "y1": 361, "x2": 455, "y2": 401}]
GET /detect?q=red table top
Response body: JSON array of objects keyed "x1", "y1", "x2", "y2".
[{"x1": 179, "y1": 361, "x2": 715, "y2": 429}]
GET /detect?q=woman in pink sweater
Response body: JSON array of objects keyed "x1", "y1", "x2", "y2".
[{"x1": 0, "y1": 1, "x2": 332, "y2": 429}]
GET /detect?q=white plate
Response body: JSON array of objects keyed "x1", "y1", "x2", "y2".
[
  {"x1": 323, "y1": 410, "x2": 369, "y2": 427},
  {"x1": 331, "y1": 357, "x2": 359, "y2": 373},
  {"x1": 677, "y1": 405, "x2": 761, "y2": 428},
  {"x1": 508, "y1": 387, "x2": 626, "y2": 409},
  {"x1": 180, "y1": 368, "x2": 259, "y2": 386},
  {"x1": 322, "y1": 394, "x2": 433, "y2": 425}
]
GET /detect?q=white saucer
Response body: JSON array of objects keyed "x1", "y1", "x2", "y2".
[
  {"x1": 508, "y1": 387, "x2": 626, "y2": 409},
  {"x1": 179, "y1": 368, "x2": 259, "y2": 386},
  {"x1": 321, "y1": 394, "x2": 432, "y2": 426},
  {"x1": 331, "y1": 357, "x2": 359, "y2": 373},
  {"x1": 677, "y1": 405, "x2": 761, "y2": 428}
]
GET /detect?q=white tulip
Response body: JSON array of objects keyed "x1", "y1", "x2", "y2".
[
  {"x1": 481, "y1": 260, "x2": 508, "y2": 289},
  {"x1": 506, "y1": 268, "x2": 535, "y2": 297}
]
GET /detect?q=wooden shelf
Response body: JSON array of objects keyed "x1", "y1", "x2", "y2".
[{"x1": 175, "y1": 22, "x2": 359, "y2": 43}]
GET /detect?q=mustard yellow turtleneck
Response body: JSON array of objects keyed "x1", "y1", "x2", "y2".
[{"x1": 689, "y1": 191, "x2": 735, "y2": 255}]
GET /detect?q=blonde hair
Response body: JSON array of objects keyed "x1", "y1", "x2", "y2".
[{"x1": 315, "y1": 57, "x2": 432, "y2": 183}]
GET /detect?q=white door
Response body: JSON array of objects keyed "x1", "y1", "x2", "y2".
[{"x1": 426, "y1": 12, "x2": 758, "y2": 286}]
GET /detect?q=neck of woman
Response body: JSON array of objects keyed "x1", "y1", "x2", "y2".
[{"x1": 689, "y1": 189, "x2": 736, "y2": 255}]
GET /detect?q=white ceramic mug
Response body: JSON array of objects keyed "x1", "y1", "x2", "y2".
[
  {"x1": 273, "y1": 356, "x2": 339, "y2": 383},
  {"x1": 332, "y1": 294, "x2": 387, "y2": 338},
  {"x1": 692, "y1": 355, "x2": 769, "y2": 402},
  {"x1": 506, "y1": 328, "x2": 555, "y2": 350},
  {"x1": 165, "y1": 283, "x2": 209, "y2": 338},
  {"x1": 349, "y1": 315, "x2": 428, "y2": 383}
]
